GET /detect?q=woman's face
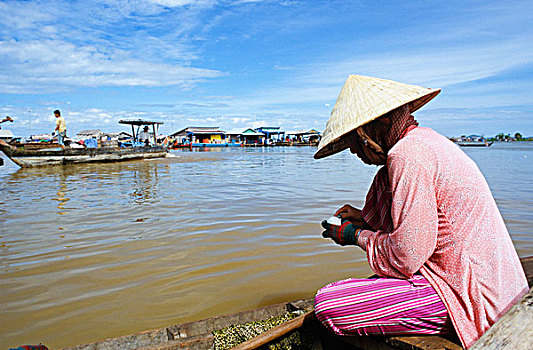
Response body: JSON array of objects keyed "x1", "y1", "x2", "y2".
[{"x1": 347, "y1": 129, "x2": 386, "y2": 165}]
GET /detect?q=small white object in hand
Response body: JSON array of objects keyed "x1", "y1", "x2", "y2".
[{"x1": 326, "y1": 216, "x2": 342, "y2": 226}]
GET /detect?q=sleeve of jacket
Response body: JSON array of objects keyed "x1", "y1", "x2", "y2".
[{"x1": 357, "y1": 149, "x2": 439, "y2": 279}]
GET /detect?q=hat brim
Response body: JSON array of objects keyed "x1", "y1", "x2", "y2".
[{"x1": 314, "y1": 88, "x2": 440, "y2": 159}]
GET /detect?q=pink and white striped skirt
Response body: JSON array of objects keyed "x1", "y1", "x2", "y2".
[{"x1": 315, "y1": 275, "x2": 453, "y2": 336}]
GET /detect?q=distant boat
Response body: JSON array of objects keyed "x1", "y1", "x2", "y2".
[
  {"x1": 455, "y1": 140, "x2": 494, "y2": 147},
  {"x1": 0, "y1": 120, "x2": 168, "y2": 168}
]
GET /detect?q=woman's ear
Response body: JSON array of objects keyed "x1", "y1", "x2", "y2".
[{"x1": 356, "y1": 128, "x2": 385, "y2": 155}]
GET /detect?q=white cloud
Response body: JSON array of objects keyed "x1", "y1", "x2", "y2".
[
  {"x1": 273, "y1": 65, "x2": 293, "y2": 71},
  {"x1": 0, "y1": 39, "x2": 224, "y2": 93},
  {"x1": 0, "y1": 0, "x2": 227, "y2": 93},
  {"x1": 298, "y1": 38, "x2": 532, "y2": 90},
  {"x1": 231, "y1": 117, "x2": 251, "y2": 124},
  {"x1": 0, "y1": 1, "x2": 53, "y2": 31}
]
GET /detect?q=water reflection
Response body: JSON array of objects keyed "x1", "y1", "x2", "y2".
[
  {"x1": 53, "y1": 173, "x2": 70, "y2": 216},
  {"x1": 129, "y1": 163, "x2": 161, "y2": 205}
]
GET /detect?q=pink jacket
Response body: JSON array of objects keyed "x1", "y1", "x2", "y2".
[{"x1": 357, "y1": 127, "x2": 528, "y2": 348}]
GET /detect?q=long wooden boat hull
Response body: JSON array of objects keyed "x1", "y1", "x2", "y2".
[
  {"x1": 0, "y1": 144, "x2": 168, "y2": 168},
  {"x1": 456, "y1": 141, "x2": 493, "y2": 147}
]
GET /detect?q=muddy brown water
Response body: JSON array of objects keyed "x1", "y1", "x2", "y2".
[{"x1": 1, "y1": 144, "x2": 531, "y2": 348}]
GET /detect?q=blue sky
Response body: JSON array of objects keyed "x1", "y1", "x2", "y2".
[{"x1": 1, "y1": 0, "x2": 532, "y2": 138}]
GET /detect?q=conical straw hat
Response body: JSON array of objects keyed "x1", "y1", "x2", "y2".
[{"x1": 314, "y1": 75, "x2": 440, "y2": 159}]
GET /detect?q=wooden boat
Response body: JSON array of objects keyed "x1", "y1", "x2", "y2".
[
  {"x1": 0, "y1": 120, "x2": 168, "y2": 168},
  {"x1": 61, "y1": 256, "x2": 532, "y2": 350},
  {"x1": 455, "y1": 141, "x2": 494, "y2": 147},
  {"x1": 0, "y1": 143, "x2": 168, "y2": 168}
]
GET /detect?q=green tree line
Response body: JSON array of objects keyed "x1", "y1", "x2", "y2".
[{"x1": 489, "y1": 133, "x2": 527, "y2": 141}]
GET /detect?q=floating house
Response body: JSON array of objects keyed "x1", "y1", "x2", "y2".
[
  {"x1": 164, "y1": 125, "x2": 321, "y2": 149},
  {"x1": 286, "y1": 129, "x2": 321, "y2": 144},
  {"x1": 30, "y1": 134, "x2": 53, "y2": 141},
  {"x1": 255, "y1": 127, "x2": 285, "y2": 143},
  {"x1": 460, "y1": 134, "x2": 486, "y2": 142},
  {"x1": 240, "y1": 128, "x2": 266, "y2": 145},
  {"x1": 76, "y1": 129, "x2": 104, "y2": 140},
  {"x1": 171, "y1": 127, "x2": 226, "y2": 144},
  {"x1": 106, "y1": 132, "x2": 132, "y2": 142},
  {"x1": 170, "y1": 126, "x2": 242, "y2": 148},
  {"x1": 224, "y1": 129, "x2": 245, "y2": 144}
]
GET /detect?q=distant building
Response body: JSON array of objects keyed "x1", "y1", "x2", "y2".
[
  {"x1": 286, "y1": 129, "x2": 321, "y2": 143},
  {"x1": 240, "y1": 128, "x2": 265, "y2": 144},
  {"x1": 255, "y1": 127, "x2": 285, "y2": 142},
  {"x1": 225, "y1": 129, "x2": 245, "y2": 143},
  {"x1": 104, "y1": 132, "x2": 131, "y2": 142},
  {"x1": 76, "y1": 130, "x2": 104, "y2": 140},
  {"x1": 170, "y1": 126, "x2": 226, "y2": 144},
  {"x1": 465, "y1": 134, "x2": 485, "y2": 142},
  {"x1": 0, "y1": 129, "x2": 14, "y2": 141},
  {"x1": 30, "y1": 134, "x2": 53, "y2": 141}
]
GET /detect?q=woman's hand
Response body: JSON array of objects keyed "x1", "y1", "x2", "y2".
[
  {"x1": 334, "y1": 204, "x2": 366, "y2": 227},
  {"x1": 321, "y1": 219, "x2": 362, "y2": 246}
]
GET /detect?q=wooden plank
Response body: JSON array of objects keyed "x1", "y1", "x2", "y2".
[
  {"x1": 323, "y1": 333, "x2": 399, "y2": 350},
  {"x1": 469, "y1": 287, "x2": 533, "y2": 350},
  {"x1": 384, "y1": 335, "x2": 462, "y2": 350}
]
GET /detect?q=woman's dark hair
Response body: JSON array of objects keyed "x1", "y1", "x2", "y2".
[{"x1": 54, "y1": 110, "x2": 61, "y2": 116}]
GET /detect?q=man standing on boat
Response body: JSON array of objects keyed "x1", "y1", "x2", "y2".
[{"x1": 52, "y1": 110, "x2": 66, "y2": 150}]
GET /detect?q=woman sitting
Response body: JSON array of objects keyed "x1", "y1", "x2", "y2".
[{"x1": 314, "y1": 75, "x2": 528, "y2": 349}]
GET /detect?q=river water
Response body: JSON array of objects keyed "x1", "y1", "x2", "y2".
[{"x1": 1, "y1": 143, "x2": 532, "y2": 348}]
